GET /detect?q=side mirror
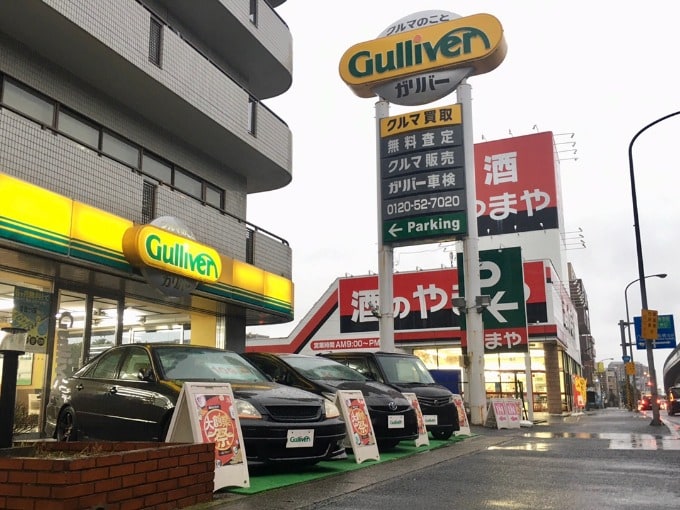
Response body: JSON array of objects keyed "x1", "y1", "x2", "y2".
[{"x1": 138, "y1": 367, "x2": 154, "y2": 381}]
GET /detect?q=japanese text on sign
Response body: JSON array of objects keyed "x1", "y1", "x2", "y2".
[
  {"x1": 380, "y1": 105, "x2": 462, "y2": 136},
  {"x1": 477, "y1": 151, "x2": 551, "y2": 220},
  {"x1": 383, "y1": 191, "x2": 466, "y2": 220}
]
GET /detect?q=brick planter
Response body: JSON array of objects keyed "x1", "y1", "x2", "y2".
[{"x1": 0, "y1": 441, "x2": 215, "y2": 510}]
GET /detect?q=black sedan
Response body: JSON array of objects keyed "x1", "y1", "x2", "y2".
[
  {"x1": 668, "y1": 386, "x2": 680, "y2": 415},
  {"x1": 45, "y1": 343, "x2": 347, "y2": 466},
  {"x1": 242, "y1": 352, "x2": 419, "y2": 450}
]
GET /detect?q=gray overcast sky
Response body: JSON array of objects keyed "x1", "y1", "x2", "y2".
[{"x1": 248, "y1": 1, "x2": 680, "y2": 386}]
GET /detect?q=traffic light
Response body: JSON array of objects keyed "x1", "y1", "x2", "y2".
[{"x1": 641, "y1": 309, "x2": 659, "y2": 340}]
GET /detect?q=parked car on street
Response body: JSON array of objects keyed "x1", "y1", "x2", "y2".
[
  {"x1": 667, "y1": 386, "x2": 680, "y2": 415},
  {"x1": 45, "y1": 343, "x2": 347, "y2": 466},
  {"x1": 242, "y1": 352, "x2": 419, "y2": 450},
  {"x1": 586, "y1": 390, "x2": 604, "y2": 410},
  {"x1": 638, "y1": 394, "x2": 665, "y2": 411},
  {"x1": 319, "y1": 351, "x2": 459, "y2": 439}
]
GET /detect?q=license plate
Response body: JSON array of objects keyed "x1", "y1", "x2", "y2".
[
  {"x1": 286, "y1": 429, "x2": 314, "y2": 448},
  {"x1": 388, "y1": 415, "x2": 405, "y2": 429},
  {"x1": 424, "y1": 415, "x2": 438, "y2": 426}
]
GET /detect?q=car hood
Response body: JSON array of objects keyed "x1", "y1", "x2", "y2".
[
  {"x1": 163, "y1": 378, "x2": 325, "y2": 407},
  {"x1": 230, "y1": 380, "x2": 323, "y2": 405},
  {"x1": 386, "y1": 382, "x2": 454, "y2": 399},
  {"x1": 319, "y1": 379, "x2": 411, "y2": 406}
]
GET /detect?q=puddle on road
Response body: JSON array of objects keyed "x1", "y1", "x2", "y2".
[
  {"x1": 487, "y1": 431, "x2": 680, "y2": 450},
  {"x1": 488, "y1": 442, "x2": 551, "y2": 451}
]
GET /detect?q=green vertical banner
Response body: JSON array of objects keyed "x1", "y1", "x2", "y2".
[
  {"x1": 12, "y1": 286, "x2": 51, "y2": 353},
  {"x1": 457, "y1": 247, "x2": 528, "y2": 353}
]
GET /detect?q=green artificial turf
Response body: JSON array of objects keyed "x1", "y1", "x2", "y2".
[{"x1": 226, "y1": 434, "x2": 472, "y2": 495}]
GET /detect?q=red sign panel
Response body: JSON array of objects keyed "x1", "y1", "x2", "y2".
[
  {"x1": 523, "y1": 260, "x2": 548, "y2": 324},
  {"x1": 338, "y1": 263, "x2": 548, "y2": 336},
  {"x1": 338, "y1": 270, "x2": 461, "y2": 333},
  {"x1": 196, "y1": 394, "x2": 242, "y2": 467},
  {"x1": 475, "y1": 132, "x2": 559, "y2": 236}
]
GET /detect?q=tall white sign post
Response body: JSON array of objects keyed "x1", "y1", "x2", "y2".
[
  {"x1": 375, "y1": 99, "x2": 394, "y2": 351},
  {"x1": 339, "y1": 10, "x2": 507, "y2": 423},
  {"x1": 457, "y1": 80, "x2": 486, "y2": 425}
]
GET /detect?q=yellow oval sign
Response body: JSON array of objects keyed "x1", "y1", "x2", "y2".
[
  {"x1": 339, "y1": 13, "x2": 507, "y2": 98},
  {"x1": 123, "y1": 225, "x2": 222, "y2": 283}
]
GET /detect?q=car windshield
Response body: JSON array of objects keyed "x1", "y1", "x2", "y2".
[
  {"x1": 156, "y1": 347, "x2": 267, "y2": 383},
  {"x1": 284, "y1": 356, "x2": 366, "y2": 382},
  {"x1": 376, "y1": 355, "x2": 436, "y2": 384}
]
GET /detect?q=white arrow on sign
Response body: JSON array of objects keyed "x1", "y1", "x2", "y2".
[
  {"x1": 388, "y1": 224, "x2": 403, "y2": 237},
  {"x1": 486, "y1": 290, "x2": 518, "y2": 322}
]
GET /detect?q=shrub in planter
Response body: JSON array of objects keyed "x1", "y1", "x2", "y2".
[{"x1": 12, "y1": 402, "x2": 38, "y2": 434}]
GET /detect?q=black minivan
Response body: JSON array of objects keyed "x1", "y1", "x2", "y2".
[
  {"x1": 320, "y1": 351, "x2": 459, "y2": 440},
  {"x1": 668, "y1": 386, "x2": 680, "y2": 416}
]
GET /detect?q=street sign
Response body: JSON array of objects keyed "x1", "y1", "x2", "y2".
[
  {"x1": 622, "y1": 355, "x2": 631, "y2": 363},
  {"x1": 380, "y1": 105, "x2": 467, "y2": 246},
  {"x1": 634, "y1": 314, "x2": 676, "y2": 350},
  {"x1": 641, "y1": 309, "x2": 659, "y2": 340},
  {"x1": 383, "y1": 212, "x2": 467, "y2": 244}
]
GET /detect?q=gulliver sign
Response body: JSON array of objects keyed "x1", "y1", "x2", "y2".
[
  {"x1": 339, "y1": 12, "x2": 506, "y2": 100},
  {"x1": 124, "y1": 225, "x2": 221, "y2": 283}
]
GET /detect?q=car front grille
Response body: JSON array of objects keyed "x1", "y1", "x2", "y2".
[
  {"x1": 369, "y1": 404, "x2": 412, "y2": 413},
  {"x1": 418, "y1": 396, "x2": 451, "y2": 407},
  {"x1": 265, "y1": 405, "x2": 322, "y2": 422}
]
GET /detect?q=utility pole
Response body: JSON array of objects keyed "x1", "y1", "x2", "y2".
[{"x1": 618, "y1": 320, "x2": 633, "y2": 410}]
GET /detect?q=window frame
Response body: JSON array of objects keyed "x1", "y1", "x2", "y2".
[
  {"x1": 1, "y1": 78, "x2": 55, "y2": 126},
  {"x1": 57, "y1": 107, "x2": 100, "y2": 149}
]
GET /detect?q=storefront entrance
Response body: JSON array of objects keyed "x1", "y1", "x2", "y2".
[{"x1": 0, "y1": 261, "x2": 221, "y2": 439}]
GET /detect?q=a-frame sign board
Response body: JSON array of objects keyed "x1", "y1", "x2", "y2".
[
  {"x1": 335, "y1": 389, "x2": 380, "y2": 464},
  {"x1": 403, "y1": 392, "x2": 429, "y2": 447},
  {"x1": 166, "y1": 382, "x2": 249, "y2": 490}
]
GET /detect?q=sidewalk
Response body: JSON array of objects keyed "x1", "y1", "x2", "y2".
[{"x1": 194, "y1": 408, "x2": 678, "y2": 510}]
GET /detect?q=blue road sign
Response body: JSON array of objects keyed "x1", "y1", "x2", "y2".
[{"x1": 634, "y1": 314, "x2": 677, "y2": 349}]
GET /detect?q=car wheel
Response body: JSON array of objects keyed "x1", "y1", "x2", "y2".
[
  {"x1": 431, "y1": 429, "x2": 453, "y2": 440},
  {"x1": 56, "y1": 406, "x2": 78, "y2": 441}
]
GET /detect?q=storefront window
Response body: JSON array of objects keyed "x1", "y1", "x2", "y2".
[
  {"x1": 128, "y1": 325, "x2": 188, "y2": 344},
  {"x1": 0, "y1": 276, "x2": 53, "y2": 434},
  {"x1": 413, "y1": 347, "x2": 462, "y2": 368}
]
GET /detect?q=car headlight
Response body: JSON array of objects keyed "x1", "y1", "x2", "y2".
[
  {"x1": 324, "y1": 399, "x2": 341, "y2": 419},
  {"x1": 236, "y1": 399, "x2": 262, "y2": 420}
]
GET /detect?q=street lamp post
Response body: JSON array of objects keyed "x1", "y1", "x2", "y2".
[
  {"x1": 628, "y1": 110, "x2": 680, "y2": 426},
  {"x1": 624, "y1": 273, "x2": 667, "y2": 412}
]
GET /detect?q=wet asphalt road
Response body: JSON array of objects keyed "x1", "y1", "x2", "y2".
[{"x1": 203, "y1": 408, "x2": 680, "y2": 510}]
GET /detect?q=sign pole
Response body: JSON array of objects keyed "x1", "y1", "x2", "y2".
[
  {"x1": 375, "y1": 98, "x2": 395, "y2": 352},
  {"x1": 524, "y1": 351, "x2": 534, "y2": 422},
  {"x1": 458, "y1": 80, "x2": 486, "y2": 424}
]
